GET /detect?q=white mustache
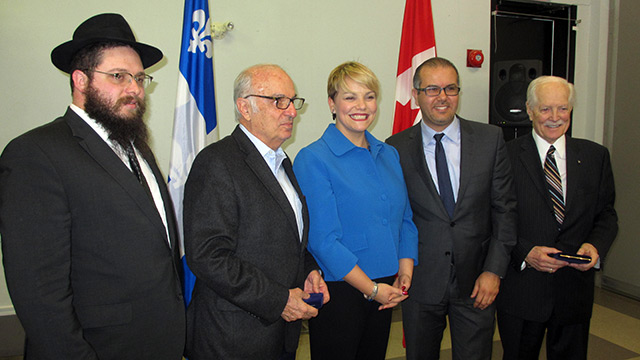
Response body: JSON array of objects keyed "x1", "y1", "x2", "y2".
[{"x1": 543, "y1": 120, "x2": 566, "y2": 128}]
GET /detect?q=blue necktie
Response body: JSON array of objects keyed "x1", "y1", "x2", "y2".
[{"x1": 434, "y1": 133, "x2": 455, "y2": 218}]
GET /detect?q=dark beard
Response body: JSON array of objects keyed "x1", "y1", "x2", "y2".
[{"x1": 84, "y1": 83, "x2": 149, "y2": 149}]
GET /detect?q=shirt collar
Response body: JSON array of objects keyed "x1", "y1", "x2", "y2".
[
  {"x1": 532, "y1": 130, "x2": 566, "y2": 160},
  {"x1": 239, "y1": 124, "x2": 287, "y2": 175},
  {"x1": 420, "y1": 116, "x2": 461, "y2": 144}
]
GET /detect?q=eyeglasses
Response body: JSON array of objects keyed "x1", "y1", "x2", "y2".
[
  {"x1": 86, "y1": 69, "x2": 154, "y2": 88},
  {"x1": 244, "y1": 94, "x2": 305, "y2": 110},
  {"x1": 415, "y1": 85, "x2": 460, "y2": 97}
]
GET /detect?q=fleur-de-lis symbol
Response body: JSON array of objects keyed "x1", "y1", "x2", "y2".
[{"x1": 188, "y1": 9, "x2": 213, "y2": 58}]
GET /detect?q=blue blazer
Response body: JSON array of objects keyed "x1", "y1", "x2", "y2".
[{"x1": 293, "y1": 124, "x2": 418, "y2": 282}]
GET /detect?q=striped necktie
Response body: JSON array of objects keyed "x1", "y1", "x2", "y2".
[
  {"x1": 123, "y1": 142, "x2": 154, "y2": 201},
  {"x1": 544, "y1": 145, "x2": 565, "y2": 226}
]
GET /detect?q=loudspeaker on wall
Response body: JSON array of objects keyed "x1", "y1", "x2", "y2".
[{"x1": 490, "y1": 59, "x2": 542, "y2": 127}]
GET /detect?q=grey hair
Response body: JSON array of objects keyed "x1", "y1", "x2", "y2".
[
  {"x1": 526, "y1": 76, "x2": 575, "y2": 108},
  {"x1": 233, "y1": 64, "x2": 286, "y2": 120}
]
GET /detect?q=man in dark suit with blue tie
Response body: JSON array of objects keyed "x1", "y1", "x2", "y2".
[
  {"x1": 386, "y1": 57, "x2": 517, "y2": 360},
  {"x1": 183, "y1": 64, "x2": 329, "y2": 360},
  {"x1": 0, "y1": 14, "x2": 185, "y2": 359},
  {"x1": 496, "y1": 76, "x2": 618, "y2": 359}
]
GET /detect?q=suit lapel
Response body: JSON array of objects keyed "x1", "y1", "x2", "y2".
[
  {"x1": 139, "y1": 143, "x2": 178, "y2": 250},
  {"x1": 456, "y1": 119, "x2": 475, "y2": 217},
  {"x1": 64, "y1": 108, "x2": 170, "y2": 248},
  {"x1": 282, "y1": 157, "x2": 309, "y2": 249},
  {"x1": 519, "y1": 134, "x2": 555, "y2": 212},
  {"x1": 407, "y1": 123, "x2": 450, "y2": 221},
  {"x1": 232, "y1": 127, "x2": 302, "y2": 246},
  {"x1": 564, "y1": 137, "x2": 580, "y2": 214}
]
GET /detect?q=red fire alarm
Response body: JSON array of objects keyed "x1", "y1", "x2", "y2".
[{"x1": 467, "y1": 49, "x2": 484, "y2": 68}]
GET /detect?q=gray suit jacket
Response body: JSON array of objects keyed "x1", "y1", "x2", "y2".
[
  {"x1": 497, "y1": 134, "x2": 617, "y2": 324},
  {"x1": 183, "y1": 126, "x2": 316, "y2": 359},
  {"x1": 386, "y1": 118, "x2": 517, "y2": 304},
  {"x1": 0, "y1": 108, "x2": 186, "y2": 360}
]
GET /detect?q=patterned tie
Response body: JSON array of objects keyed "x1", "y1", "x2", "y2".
[
  {"x1": 544, "y1": 145, "x2": 565, "y2": 226},
  {"x1": 123, "y1": 142, "x2": 154, "y2": 200},
  {"x1": 434, "y1": 133, "x2": 455, "y2": 218}
]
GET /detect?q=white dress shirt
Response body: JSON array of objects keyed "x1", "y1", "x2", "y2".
[
  {"x1": 532, "y1": 131, "x2": 567, "y2": 200},
  {"x1": 521, "y1": 132, "x2": 593, "y2": 270},
  {"x1": 239, "y1": 125, "x2": 304, "y2": 241}
]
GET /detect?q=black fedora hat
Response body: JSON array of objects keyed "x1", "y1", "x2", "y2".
[{"x1": 51, "y1": 13, "x2": 163, "y2": 73}]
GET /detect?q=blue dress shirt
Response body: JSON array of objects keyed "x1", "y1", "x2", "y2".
[
  {"x1": 293, "y1": 124, "x2": 419, "y2": 282},
  {"x1": 420, "y1": 116, "x2": 461, "y2": 201}
]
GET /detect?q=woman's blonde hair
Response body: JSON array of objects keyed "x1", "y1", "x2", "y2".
[{"x1": 327, "y1": 61, "x2": 380, "y2": 100}]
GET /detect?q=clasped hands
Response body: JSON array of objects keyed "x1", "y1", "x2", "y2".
[
  {"x1": 525, "y1": 243, "x2": 599, "y2": 274},
  {"x1": 281, "y1": 270, "x2": 330, "y2": 322},
  {"x1": 376, "y1": 273, "x2": 412, "y2": 311}
]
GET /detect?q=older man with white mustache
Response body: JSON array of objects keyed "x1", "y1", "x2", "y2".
[{"x1": 496, "y1": 76, "x2": 618, "y2": 360}]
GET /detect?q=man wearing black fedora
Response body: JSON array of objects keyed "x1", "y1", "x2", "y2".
[{"x1": 0, "y1": 13, "x2": 185, "y2": 359}]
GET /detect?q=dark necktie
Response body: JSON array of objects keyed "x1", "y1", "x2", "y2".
[
  {"x1": 434, "y1": 133, "x2": 455, "y2": 218},
  {"x1": 123, "y1": 142, "x2": 154, "y2": 201},
  {"x1": 544, "y1": 145, "x2": 565, "y2": 226}
]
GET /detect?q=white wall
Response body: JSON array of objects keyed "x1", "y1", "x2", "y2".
[
  {"x1": 208, "y1": 0, "x2": 493, "y2": 158},
  {"x1": 0, "y1": 0, "x2": 609, "y2": 315}
]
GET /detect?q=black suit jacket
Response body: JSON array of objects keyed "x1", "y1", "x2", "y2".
[
  {"x1": 183, "y1": 126, "x2": 317, "y2": 359},
  {"x1": 0, "y1": 108, "x2": 186, "y2": 359},
  {"x1": 386, "y1": 118, "x2": 517, "y2": 304},
  {"x1": 497, "y1": 134, "x2": 618, "y2": 324}
]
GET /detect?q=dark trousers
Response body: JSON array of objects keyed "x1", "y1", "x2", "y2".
[
  {"x1": 497, "y1": 310, "x2": 590, "y2": 360},
  {"x1": 309, "y1": 276, "x2": 395, "y2": 360},
  {"x1": 279, "y1": 351, "x2": 296, "y2": 360},
  {"x1": 403, "y1": 272, "x2": 496, "y2": 360}
]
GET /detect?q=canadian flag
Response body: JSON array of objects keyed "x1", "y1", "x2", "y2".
[{"x1": 392, "y1": 0, "x2": 437, "y2": 134}]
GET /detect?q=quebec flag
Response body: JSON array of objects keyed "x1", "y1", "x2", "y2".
[{"x1": 168, "y1": 0, "x2": 218, "y2": 307}]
